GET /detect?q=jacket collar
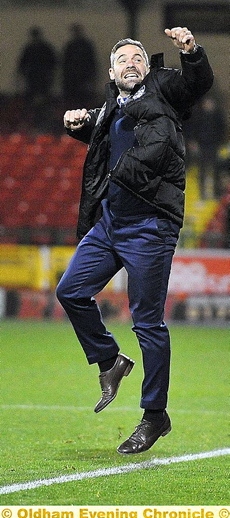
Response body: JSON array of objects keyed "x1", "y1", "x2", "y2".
[{"x1": 150, "y1": 53, "x2": 165, "y2": 69}]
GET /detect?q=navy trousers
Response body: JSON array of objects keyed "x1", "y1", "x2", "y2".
[{"x1": 56, "y1": 202, "x2": 179, "y2": 410}]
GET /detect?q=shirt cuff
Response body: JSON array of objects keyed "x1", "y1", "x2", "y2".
[{"x1": 181, "y1": 43, "x2": 198, "y2": 54}]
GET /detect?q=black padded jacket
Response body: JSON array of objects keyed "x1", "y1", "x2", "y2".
[{"x1": 67, "y1": 46, "x2": 214, "y2": 239}]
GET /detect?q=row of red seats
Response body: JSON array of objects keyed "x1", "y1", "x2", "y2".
[{"x1": 0, "y1": 133, "x2": 87, "y2": 244}]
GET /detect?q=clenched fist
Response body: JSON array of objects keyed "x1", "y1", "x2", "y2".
[
  {"x1": 64, "y1": 108, "x2": 90, "y2": 130},
  {"x1": 165, "y1": 27, "x2": 196, "y2": 53}
]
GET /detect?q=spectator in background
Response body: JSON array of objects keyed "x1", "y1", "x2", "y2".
[
  {"x1": 62, "y1": 24, "x2": 98, "y2": 108},
  {"x1": 183, "y1": 94, "x2": 227, "y2": 199},
  {"x1": 18, "y1": 26, "x2": 57, "y2": 101},
  {"x1": 17, "y1": 26, "x2": 58, "y2": 131}
]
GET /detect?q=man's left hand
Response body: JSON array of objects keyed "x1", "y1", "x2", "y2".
[{"x1": 165, "y1": 27, "x2": 196, "y2": 53}]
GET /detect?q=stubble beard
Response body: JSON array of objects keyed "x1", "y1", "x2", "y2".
[{"x1": 115, "y1": 77, "x2": 143, "y2": 95}]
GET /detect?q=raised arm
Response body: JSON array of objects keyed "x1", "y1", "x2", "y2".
[{"x1": 156, "y1": 27, "x2": 214, "y2": 115}]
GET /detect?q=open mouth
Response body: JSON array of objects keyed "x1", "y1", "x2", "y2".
[{"x1": 124, "y1": 72, "x2": 139, "y2": 79}]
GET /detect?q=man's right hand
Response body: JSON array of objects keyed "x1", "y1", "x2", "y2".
[{"x1": 63, "y1": 109, "x2": 90, "y2": 130}]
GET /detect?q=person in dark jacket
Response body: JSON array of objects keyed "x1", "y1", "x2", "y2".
[
  {"x1": 56, "y1": 27, "x2": 213, "y2": 454},
  {"x1": 18, "y1": 26, "x2": 57, "y2": 100},
  {"x1": 62, "y1": 24, "x2": 98, "y2": 107}
]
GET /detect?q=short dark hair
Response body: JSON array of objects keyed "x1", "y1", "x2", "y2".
[{"x1": 110, "y1": 38, "x2": 149, "y2": 67}]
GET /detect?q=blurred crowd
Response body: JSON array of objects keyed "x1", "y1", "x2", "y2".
[
  {"x1": 183, "y1": 91, "x2": 228, "y2": 200},
  {"x1": 0, "y1": 24, "x2": 100, "y2": 135}
]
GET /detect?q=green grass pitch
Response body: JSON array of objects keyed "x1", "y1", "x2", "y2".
[{"x1": 0, "y1": 319, "x2": 229, "y2": 505}]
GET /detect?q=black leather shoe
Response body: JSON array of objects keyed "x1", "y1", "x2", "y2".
[
  {"x1": 117, "y1": 411, "x2": 171, "y2": 454},
  {"x1": 94, "y1": 353, "x2": 135, "y2": 413}
]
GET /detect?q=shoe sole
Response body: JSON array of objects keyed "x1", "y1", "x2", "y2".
[
  {"x1": 161, "y1": 424, "x2": 171, "y2": 436},
  {"x1": 124, "y1": 360, "x2": 135, "y2": 376}
]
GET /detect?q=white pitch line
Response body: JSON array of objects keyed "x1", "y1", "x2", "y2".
[
  {"x1": 0, "y1": 448, "x2": 229, "y2": 495},
  {"x1": 0, "y1": 404, "x2": 227, "y2": 414}
]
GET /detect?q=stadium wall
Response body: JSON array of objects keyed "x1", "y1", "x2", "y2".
[{"x1": 0, "y1": 245, "x2": 229, "y2": 324}]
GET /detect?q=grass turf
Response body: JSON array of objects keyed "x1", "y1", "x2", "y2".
[{"x1": 0, "y1": 319, "x2": 229, "y2": 504}]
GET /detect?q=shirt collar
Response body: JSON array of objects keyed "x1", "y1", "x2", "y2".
[
  {"x1": 117, "y1": 85, "x2": 146, "y2": 107},
  {"x1": 117, "y1": 95, "x2": 130, "y2": 107}
]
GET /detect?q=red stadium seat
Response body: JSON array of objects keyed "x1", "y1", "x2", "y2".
[{"x1": 0, "y1": 133, "x2": 84, "y2": 243}]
